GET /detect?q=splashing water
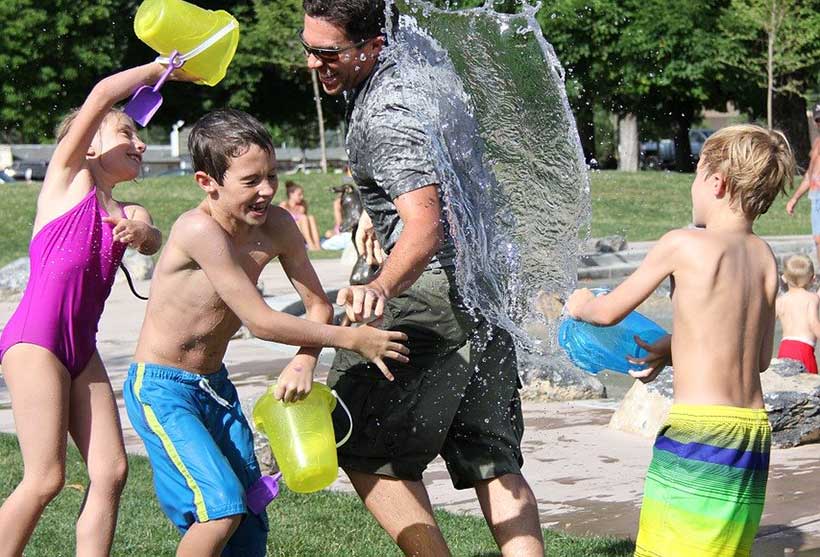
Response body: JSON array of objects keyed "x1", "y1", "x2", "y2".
[{"x1": 385, "y1": 0, "x2": 591, "y2": 383}]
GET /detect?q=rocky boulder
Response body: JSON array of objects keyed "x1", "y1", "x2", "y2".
[
  {"x1": 0, "y1": 257, "x2": 30, "y2": 299},
  {"x1": 609, "y1": 359, "x2": 820, "y2": 448},
  {"x1": 520, "y1": 351, "x2": 606, "y2": 401},
  {"x1": 116, "y1": 249, "x2": 155, "y2": 282}
]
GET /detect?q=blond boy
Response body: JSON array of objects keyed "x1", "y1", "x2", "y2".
[
  {"x1": 567, "y1": 124, "x2": 795, "y2": 557},
  {"x1": 775, "y1": 254, "x2": 820, "y2": 373}
]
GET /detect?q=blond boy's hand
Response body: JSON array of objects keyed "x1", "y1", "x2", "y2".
[
  {"x1": 627, "y1": 334, "x2": 672, "y2": 383},
  {"x1": 348, "y1": 325, "x2": 409, "y2": 381},
  {"x1": 274, "y1": 355, "x2": 316, "y2": 403},
  {"x1": 565, "y1": 288, "x2": 596, "y2": 319}
]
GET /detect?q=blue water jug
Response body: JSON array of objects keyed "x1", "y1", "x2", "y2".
[{"x1": 557, "y1": 295, "x2": 668, "y2": 374}]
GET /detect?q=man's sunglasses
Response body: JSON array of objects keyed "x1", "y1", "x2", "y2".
[{"x1": 299, "y1": 30, "x2": 370, "y2": 61}]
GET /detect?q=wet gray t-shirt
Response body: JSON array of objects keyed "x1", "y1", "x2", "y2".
[{"x1": 345, "y1": 45, "x2": 456, "y2": 270}]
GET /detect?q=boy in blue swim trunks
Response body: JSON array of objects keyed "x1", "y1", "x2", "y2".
[{"x1": 123, "y1": 109, "x2": 408, "y2": 556}]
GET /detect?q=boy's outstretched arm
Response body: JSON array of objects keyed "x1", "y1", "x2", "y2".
[
  {"x1": 175, "y1": 213, "x2": 408, "y2": 378},
  {"x1": 566, "y1": 230, "x2": 683, "y2": 325},
  {"x1": 274, "y1": 214, "x2": 335, "y2": 402}
]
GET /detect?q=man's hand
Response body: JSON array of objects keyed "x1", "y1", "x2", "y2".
[
  {"x1": 274, "y1": 355, "x2": 316, "y2": 402},
  {"x1": 355, "y1": 211, "x2": 386, "y2": 265},
  {"x1": 103, "y1": 215, "x2": 153, "y2": 250},
  {"x1": 565, "y1": 288, "x2": 596, "y2": 319},
  {"x1": 336, "y1": 282, "x2": 389, "y2": 324},
  {"x1": 627, "y1": 334, "x2": 672, "y2": 384}
]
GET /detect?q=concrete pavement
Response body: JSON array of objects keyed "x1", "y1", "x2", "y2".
[{"x1": 1, "y1": 256, "x2": 819, "y2": 555}]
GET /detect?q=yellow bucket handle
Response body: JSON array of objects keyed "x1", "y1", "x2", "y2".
[
  {"x1": 331, "y1": 390, "x2": 353, "y2": 447},
  {"x1": 155, "y1": 19, "x2": 237, "y2": 65}
]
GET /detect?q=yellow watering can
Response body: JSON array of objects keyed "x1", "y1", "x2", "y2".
[
  {"x1": 133, "y1": 0, "x2": 239, "y2": 86},
  {"x1": 253, "y1": 382, "x2": 353, "y2": 494}
]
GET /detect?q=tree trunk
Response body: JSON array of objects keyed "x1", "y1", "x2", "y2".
[
  {"x1": 767, "y1": 0, "x2": 776, "y2": 130},
  {"x1": 311, "y1": 69, "x2": 328, "y2": 173},
  {"x1": 673, "y1": 114, "x2": 694, "y2": 173},
  {"x1": 617, "y1": 113, "x2": 639, "y2": 172},
  {"x1": 773, "y1": 91, "x2": 811, "y2": 170}
]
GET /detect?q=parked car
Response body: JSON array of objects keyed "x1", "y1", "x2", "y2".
[
  {"x1": 0, "y1": 169, "x2": 17, "y2": 183},
  {"x1": 640, "y1": 128, "x2": 714, "y2": 170}
]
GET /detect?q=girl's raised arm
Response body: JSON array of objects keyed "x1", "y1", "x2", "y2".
[{"x1": 44, "y1": 62, "x2": 177, "y2": 193}]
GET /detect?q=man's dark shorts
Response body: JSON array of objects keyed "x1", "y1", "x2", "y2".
[{"x1": 328, "y1": 268, "x2": 524, "y2": 490}]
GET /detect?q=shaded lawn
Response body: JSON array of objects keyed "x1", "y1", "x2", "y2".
[
  {"x1": 0, "y1": 433, "x2": 634, "y2": 556},
  {"x1": 0, "y1": 171, "x2": 809, "y2": 267}
]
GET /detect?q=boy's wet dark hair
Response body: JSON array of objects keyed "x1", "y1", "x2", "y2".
[
  {"x1": 303, "y1": 0, "x2": 395, "y2": 41},
  {"x1": 188, "y1": 108, "x2": 275, "y2": 184}
]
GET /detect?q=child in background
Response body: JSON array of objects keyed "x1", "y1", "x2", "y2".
[
  {"x1": 279, "y1": 180, "x2": 322, "y2": 250},
  {"x1": 0, "y1": 62, "x2": 188, "y2": 555},
  {"x1": 124, "y1": 109, "x2": 408, "y2": 556},
  {"x1": 567, "y1": 124, "x2": 795, "y2": 557},
  {"x1": 776, "y1": 254, "x2": 820, "y2": 373}
]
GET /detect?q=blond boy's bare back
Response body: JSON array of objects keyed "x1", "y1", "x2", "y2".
[{"x1": 665, "y1": 228, "x2": 777, "y2": 409}]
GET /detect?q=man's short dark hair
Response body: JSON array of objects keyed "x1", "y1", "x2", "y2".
[
  {"x1": 303, "y1": 0, "x2": 391, "y2": 41},
  {"x1": 188, "y1": 108, "x2": 274, "y2": 184}
]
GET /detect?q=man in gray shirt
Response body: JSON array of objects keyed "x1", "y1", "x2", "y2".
[{"x1": 301, "y1": 1, "x2": 543, "y2": 554}]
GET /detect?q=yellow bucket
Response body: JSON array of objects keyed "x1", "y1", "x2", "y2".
[
  {"x1": 252, "y1": 383, "x2": 352, "y2": 494},
  {"x1": 134, "y1": 0, "x2": 239, "y2": 86}
]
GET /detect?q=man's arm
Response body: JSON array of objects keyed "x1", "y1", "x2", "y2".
[
  {"x1": 566, "y1": 229, "x2": 683, "y2": 325},
  {"x1": 338, "y1": 185, "x2": 442, "y2": 323}
]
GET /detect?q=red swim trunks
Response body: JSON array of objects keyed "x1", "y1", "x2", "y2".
[{"x1": 777, "y1": 339, "x2": 818, "y2": 374}]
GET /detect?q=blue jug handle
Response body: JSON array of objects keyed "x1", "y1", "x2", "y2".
[{"x1": 331, "y1": 390, "x2": 353, "y2": 447}]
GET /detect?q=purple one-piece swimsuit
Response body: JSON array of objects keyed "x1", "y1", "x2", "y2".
[{"x1": 0, "y1": 188, "x2": 126, "y2": 378}]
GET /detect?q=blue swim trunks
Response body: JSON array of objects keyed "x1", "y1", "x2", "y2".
[
  {"x1": 809, "y1": 190, "x2": 820, "y2": 236},
  {"x1": 124, "y1": 362, "x2": 268, "y2": 556}
]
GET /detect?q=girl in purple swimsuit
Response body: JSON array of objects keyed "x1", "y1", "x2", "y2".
[{"x1": 0, "y1": 63, "x2": 190, "y2": 555}]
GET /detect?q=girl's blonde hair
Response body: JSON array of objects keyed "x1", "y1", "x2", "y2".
[
  {"x1": 55, "y1": 107, "x2": 131, "y2": 143},
  {"x1": 783, "y1": 254, "x2": 814, "y2": 288},
  {"x1": 699, "y1": 124, "x2": 796, "y2": 219}
]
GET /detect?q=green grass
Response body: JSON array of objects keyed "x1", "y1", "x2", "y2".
[
  {"x1": 0, "y1": 433, "x2": 634, "y2": 556},
  {"x1": 589, "y1": 171, "x2": 809, "y2": 240},
  {"x1": 0, "y1": 171, "x2": 810, "y2": 267}
]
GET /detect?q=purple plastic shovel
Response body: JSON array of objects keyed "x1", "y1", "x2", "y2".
[
  {"x1": 246, "y1": 472, "x2": 282, "y2": 515},
  {"x1": 124, "y1": 51, "x2": 183, "y2": 127}
]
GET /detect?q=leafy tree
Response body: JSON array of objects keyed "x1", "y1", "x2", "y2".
[
  {"x1": 718, "y1": 0, "x2": 820, "y2": 167},
  {"x1": 0, "y1": 0, "x2": 129, "y2": 142},
  {"x1": 719, "y1": 0, "x2": 820, "y2": 128}
]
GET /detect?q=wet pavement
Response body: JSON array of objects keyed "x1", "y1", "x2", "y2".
[{"x1": 1, "y1": 257, "x2": 819, "y2": 554}]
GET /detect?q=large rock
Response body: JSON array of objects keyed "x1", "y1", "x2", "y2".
[
  {"x1": 594, "y1": 235, "x2": 628, "y2": 253},
  {"x1": 116, "y1": 248, "x2": 155, "y2": 282},
  {"x1": 520, "y1": 351, "x2": 606, "y2": 401},
  {"x1": 0, "y1": 257, "x2": 30, "y2": 299},
  {"x1": 609, "y1": 359, "x2": 820, "y2": 448}
]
